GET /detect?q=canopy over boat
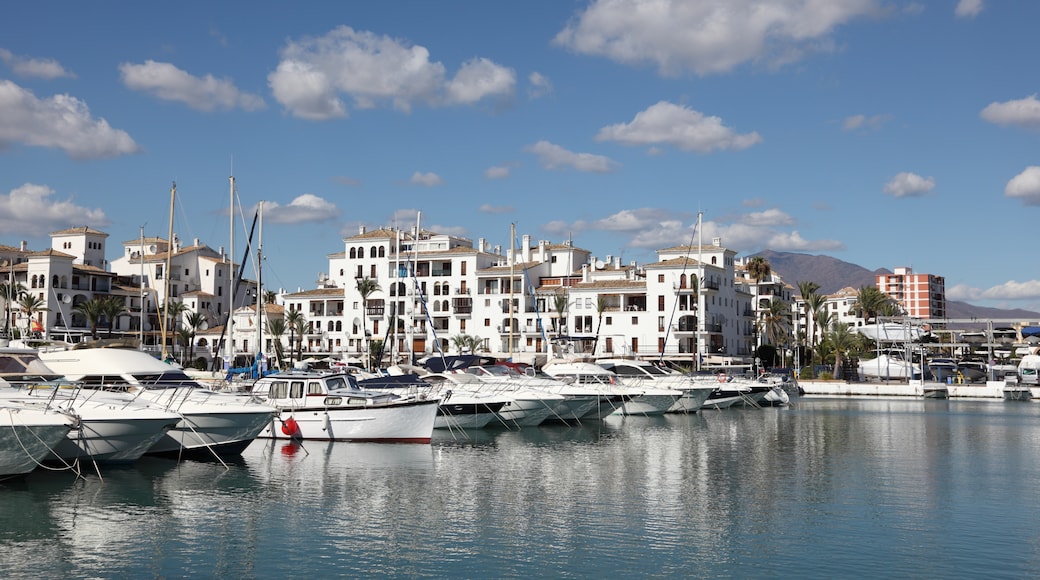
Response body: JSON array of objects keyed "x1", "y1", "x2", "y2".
[{"x1": 856, "y1": 323, "x2": 924, "y2": 343}]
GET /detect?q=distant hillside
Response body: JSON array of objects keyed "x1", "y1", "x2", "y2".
[{"x1": 751, "y1": 250, "x2": 1040, "y2": 320}]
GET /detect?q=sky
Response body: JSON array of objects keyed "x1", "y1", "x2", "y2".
[{"x1": 2, "y1": 0, "x2": 1040, "y2": 311}]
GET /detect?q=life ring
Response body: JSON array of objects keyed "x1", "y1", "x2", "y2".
[
  {"x1": 717, "y1": 373, "x2": 727, "y2": 383},
  {"x1": 281, "y1": 417, "x2": 301, "y2": 438}
]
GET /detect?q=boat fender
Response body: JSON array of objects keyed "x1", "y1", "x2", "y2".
[
  {"x1": 717, "y1": 373, "x2": 727, "y2": 383},
  {"x1": 281, "y1": 417, "x2": 301, "y2": 437}
]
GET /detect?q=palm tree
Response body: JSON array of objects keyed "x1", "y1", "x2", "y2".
[
  {"x1": 762, "y1": 298, "x2": 789, "y2": 349},
  {"x1": 266, "y1": 317, "x2": 286, "y2": 370},
  {"x1": 805, "y1": 292, "x2": 827, "y2": 377},
  {"x1": 16, "y1": 293, "x2": 47, "y2": 338},
  {"x1": 73, "y1": 298, "x2": 105, "y2": 340},
  {"x1": 163, "y1": 300, "x2": 189, "y2": 359},
  {"x1": 356, "y1": 277, "x2": 381, "y2": 369},
  {"x1": 184, "y1": 311, "x2": 207, "y2": 364},
  {"x1": 854, "y1": 285, "x2": 891, "y2": 324},
  {"x1": 825, "y1": 322, "x2": 859, "y2": 379},
  {"x1": 451, "y1": 333, "x2": 484, "y2": 355},
  {"x1": 552, "y1": 292, "x2": 568, "y2": 338},
  {"x1": 263, "y1": 290, "x2": 278, "y2": 305},
  {"x1": 796, "y1": 280, "x2": 820, "y2": 375},
  {"x1": 290, "y1": 313, "x2": 307, "y2": 364},
  {"x1": 284, "y1": 309, "x2": 306, "y2": 367},
  {"x1": 99, "y1": 296, "x2": 127, "y2": 337},
  {"x1": 175, "y1": 327, "x2": 193, "y2": 365},
  {"x1": 747, "y1": 256, "x2": 772, "y2": 357}
]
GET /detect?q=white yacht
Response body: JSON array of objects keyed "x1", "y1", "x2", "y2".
[
  {"x1": 0, "y1": 348, "x2": 181, "y2": 464},
  {"x1": 542, "y1": 360, "x2": 676, "y2": 417},
  {"x1": 594, "y1": 358, "x2": 713, "y2": 413},
  {"x1": 0, "y1": 403, "x2": 76, "y2": 479},
  {"x1": 359, "y1": 369, "x2": 512, "y2": 430},
  {"x1": 38, "y1": 345, "x2": 277, "y2": 458}
]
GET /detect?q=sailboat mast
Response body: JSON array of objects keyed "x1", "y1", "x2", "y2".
[
  {"x1": 509, "y1": 223, "x2": 515, "y2": 361},
  {"x1": 256, "y1": 200, "x2": 264, "y2": 374},
  {"x1": 696, "y1": 211, "x2": 704, "y2": 371},
  {"x1": 227, "y1": 175, "x2": 235, "y2": 370},
  {"x1": 161, "y1": 181, "x2": 175, "y2": 361}
]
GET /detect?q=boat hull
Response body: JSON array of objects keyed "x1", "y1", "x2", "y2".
[
  {"x1": 0, "y1": 407, "x2": 73, "y2": 478},
  {"x1": 667, "y1": 386, "x2": 713, "y2": 413},
  {"x1": 258, "y1": 399, "x2": 439, "y2": 443}
]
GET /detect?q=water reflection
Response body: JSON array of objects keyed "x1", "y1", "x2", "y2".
[{"x1": 2, "y1": 400, "x2": 1040, "y2": 577}]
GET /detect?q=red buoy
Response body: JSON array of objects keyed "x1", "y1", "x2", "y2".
[{"x1": 281, "y1": 417, "x2": 301, "y2": 437}]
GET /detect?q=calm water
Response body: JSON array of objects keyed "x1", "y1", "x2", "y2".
[{"x1": 2, "y1": 397, "x2": 1040, "y2": 578}]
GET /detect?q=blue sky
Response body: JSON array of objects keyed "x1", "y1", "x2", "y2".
[{"x1": 2, "y1": 0, "x2": 1039, "y2": 311}]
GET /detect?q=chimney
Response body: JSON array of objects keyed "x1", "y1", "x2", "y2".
[
  {"x1": 359, "y1": 225, "x2": 367, "y2": 235},
  {"x1": 478, "y1": 238, "x2": 487, "y2": 253},
  {"x1": 522, "y1": 234, "x2": 531, "y2": 262},
  {"x1": 20, "y1": 240, "x2": 27, "y2": 251}
]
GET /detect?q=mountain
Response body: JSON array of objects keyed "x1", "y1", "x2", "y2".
[{"x1": 751, "y1": 250, "x2": 1040, "y2": 320}]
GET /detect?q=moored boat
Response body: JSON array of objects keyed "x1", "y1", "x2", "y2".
[
  {"x1": 250, "y1": 370, "x2": 439, "y2": 442},
  {"x1": 37, "y1": 345, "x2": 277, "y2": 458},
  {"x1": 0, "y1": 403, "x2": 76, "y2": 479}
]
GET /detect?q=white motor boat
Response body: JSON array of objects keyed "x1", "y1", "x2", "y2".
[
  {"x1": 0, "y1": 403, "x2": 75, "y2": 479},
  {"x1": 542, "y1": 360, "x2": 676, "y2": 417},
  {"x1": 38, "y1": 345, "x2": 277, "y2": 457},
  {"x1": 452, "y1": 364, "x2": 568, "y2": 426},
  {"x1": 595, "y1": 358, "x2": 713, "y2": 413},
  {"x1": 858, "y1": 354, "x2": 922, "y2": 380},
  {"x1": 250, "y1": 370, "x2": 439, "y2": 442},
  {"x1": 371, "y1": 371, "x2": 513, "y2": 430},
  {"x1": 0, "y1": 348, "x2": 181, "y2": 464},
  {"x1": 857, "y1": 323, "x2": 924, "y2": 343}
]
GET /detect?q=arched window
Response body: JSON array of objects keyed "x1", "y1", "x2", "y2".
[
  {"x1": 378, "y1": 247, "x2": 385, "y2": 258},
  {"x1": 369, "y1": 246, "x2": 377, "y2": 258},
  {"x1": 349, "y1": 248, "x2": 356, "y2": 259},
  {"x1": 711, "y1": 257, "x2": 717, "y2": 265},
  {"x1": 335, "y1": 321, "x2": 342, "y2": 331},
  {"x1": 679, "y1": 274, "x2": 687, "y2": 289},
  {"x1": 52, "y1": 275, "x2": 59, "y2": 287}
]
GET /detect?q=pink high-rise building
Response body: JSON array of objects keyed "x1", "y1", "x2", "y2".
[{"x1": 876, "y1": 267, "x2": 946, "y2": 319}]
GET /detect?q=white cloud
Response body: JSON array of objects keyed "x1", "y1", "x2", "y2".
[
  {"x1": 595, "y1": 208, "x2": 679, "y2": 232},
  {"x1": 1005, "y1": 166, "x2": 1040, "y2": 205},
  {"x1": 445, "y1": 58, "x2": 515, "y2": 105},
  {"x1": 268, "y1": 26, "x2": 513, "y2": 120},
  {"x1": 429, "y1": 224, "x2": 468, "y2": 237},
  {"x1": 484, "y1": 166, "x2": 511, "y2": 179},
  {"x1": 980, "y1": 95, "x2": 1040, "y2": 130},
  {"x1": 883, "y1": 172, "x2": 935, "y2": 197},
  {"x1": 410, "y1": 172, "x2": 444, "y2": 187},
  {"x1": 259, "y1": 194, "x2": 340, "y2": 224},
  {"x1": 955, "y1": 0, "x2": 984, "y2": 19},
  {"x1": 843, "y1": 113, "x2": 891, "y2": 131},
  {"x1": 554, "y1": 0, "x2": 883, "y2": 76},
  {"x1": 596, "y1": 101, "x2": 761, "y2": 153},
  {"x1": 0, "y1": 80, "x2": 140, "y2": 160},
  {"x1": 0, "y1": 183, "x2": 109, "y2": 235},
  {"x1": 525, "y1": 140, "x2": 619, "y2": 173},
  {"x1": 119, "y1": 60, "x2": 265, "y2": 112},
  {"x1": 479, "y1": 204, "x2": 513, "y2": 214},
  {"x1": 948, "y1": 279, "x2": 1040, "y2": 302},
  {"x1": 546, "y1": 207, "x2": 843, "y2": 255},
  {"x1": 0, "y1": 48, "x2": 75, "y2": 79},
  {"x1": 528, "y1": 72, "x2": 553, "y2": 99},
  {"x1": 740, "y1": 208, "x2": 796, "y2": 227}
]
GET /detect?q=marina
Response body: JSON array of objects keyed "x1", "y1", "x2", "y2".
[{"x1": 2, "y1": 397, "x2": 1039, "y2": 578}]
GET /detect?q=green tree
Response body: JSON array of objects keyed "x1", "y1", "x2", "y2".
[
  {"x1": 553, "y1": 292, "x2": 568, "y2": 338},
  {"x1": 796, "y1": 280, "x2": 820, "y2": 373},
  {"x1": 99, "y1": 296, "x2": 127, "y2": 337},
  {"x1": 825, "y1": 322, "x2": 859, "y2": 379},
  {"x1": 451, "y1": 333, "x2": 485, "y2": 355},
  {"x1": 73, "y1": 298, "x2": 105, "y2": 340},
  {"x1": 356, "y1": 277, "x2": 381, "y2": 369},
  {"x1": 854, "y1": 285, "x2": 892, "y2": 324},
  {"x1": 285, "y1": 309, "x2": 306, "y2": 367},
  {"x1": 0, "y1": 281, "x2": 25, "y2": 336},
  {"x1": 183, "y1": 311, "x2": 207, "y2": 364},
  {"x1": 762, "y1": 297, "x2": 789, "y2": 348},
  {"x1": 266, "y1": 317, "x2": 286, "y2": 370}
]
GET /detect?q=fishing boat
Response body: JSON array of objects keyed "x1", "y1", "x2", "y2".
[{"x1": 249, "y1": 370, "x2": 439, "y2": 443}]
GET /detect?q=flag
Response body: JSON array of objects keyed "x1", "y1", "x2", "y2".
[{"x1": 30, "y1": 320, "x2": 43, "y2": 332}]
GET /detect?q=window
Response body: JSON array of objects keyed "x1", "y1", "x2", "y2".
[{"x1": 658, "y1": 274, "x2": 664, "y2": 283}]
